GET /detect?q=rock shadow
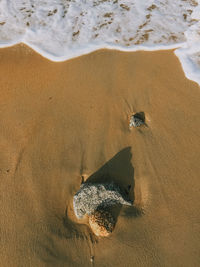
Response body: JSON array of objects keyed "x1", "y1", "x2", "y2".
[
  {"x1": 62, "y1": 147, "x2": 141, "y2": 239},
  {"x1": 84, "y1": 147, "x2": 135, "y2": 223},
  {"x1": 133, "y1": 112, "x2": 145, "y2": 123}
]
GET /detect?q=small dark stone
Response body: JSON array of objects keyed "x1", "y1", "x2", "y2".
[{"x1": 129, "y1": 112, "x2": 145, "y2": 128}]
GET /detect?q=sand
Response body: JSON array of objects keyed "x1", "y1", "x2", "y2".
[{"x1": 0, "y1": 44, "x2": 200, "y2": 266}]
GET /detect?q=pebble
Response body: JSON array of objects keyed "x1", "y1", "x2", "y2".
[{"x1": 129, "y1": 113, "x2": 145, "y2": 128}]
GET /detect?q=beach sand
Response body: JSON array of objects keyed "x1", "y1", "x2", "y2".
[{"x1": 0, "y1": 44, "x2": 200, "y2": 266}]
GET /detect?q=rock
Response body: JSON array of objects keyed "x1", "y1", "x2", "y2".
[
  {"x1": 129, "y1": 113, "x2": 145, "y2": 128},
  {"x1": 73, "y1": 182, "x2": 132, "y2": 219},
  {"x1": 90, "y1": 256, "x2": 94, "y2": 263},
  {"x1": 89, "y1": 209, "x2": 115, "y2": 237},
  {"x1": 73, "y1": 182, "x2": 133, "y2": 236}
]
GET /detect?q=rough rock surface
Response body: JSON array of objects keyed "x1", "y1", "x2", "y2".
[
  {"x1": 73, "y1": 182, "x2": 132, "y2": 219},
  {"x1": 129, "y1": 114, "x2": 145, "y2": 128},
  {"x1": 89, "y1": 209, "x2": 115, "y2": 237}
]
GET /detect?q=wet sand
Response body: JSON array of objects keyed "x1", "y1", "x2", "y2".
[{"x1": 0, "y1": 44, "x2": 200, "y2": 266}]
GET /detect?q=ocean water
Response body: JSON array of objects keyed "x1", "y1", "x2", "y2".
[{"x1": 0, "y1": 0, "x2": 200, "y2": 85}]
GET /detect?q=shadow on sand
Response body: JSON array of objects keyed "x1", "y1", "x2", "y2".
[
  {"x1": 85, "y1": 146, "x2": 135, "y2": 202},
  {"x1": 63, "y1": 147, "x2": 142, "y2": 240},
  {"x1": 83, "y1": 147, "x2": 141, "y2": 224}
]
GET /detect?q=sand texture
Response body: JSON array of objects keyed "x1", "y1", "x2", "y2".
[{"x1": 0, "y1": 45, "x2": 200, "y2": 266}]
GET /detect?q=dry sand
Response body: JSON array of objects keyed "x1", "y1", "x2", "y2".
[{"x1": 0, "y1": 44, "x2": 200, "y2": 266}]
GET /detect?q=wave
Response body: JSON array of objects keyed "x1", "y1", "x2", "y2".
[{"x1": 0, "y1": 0, "x2": 200, "y2": 85}]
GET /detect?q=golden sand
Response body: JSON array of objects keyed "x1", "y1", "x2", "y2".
[{"x1": 0, "y1": 44, "x2": 200, "y2": 266}]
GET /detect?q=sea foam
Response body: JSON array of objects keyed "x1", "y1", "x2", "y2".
[{"x1": 0, "y1": 0, "x2": 200, "y2": 85}]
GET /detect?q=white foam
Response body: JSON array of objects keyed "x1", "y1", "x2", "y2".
[
  {"x1": 175, "y1": 4, "x2": 200, "y2": 85},
  {"x1": 0, "y1": 0, "x2": 200, "y2": 85}
]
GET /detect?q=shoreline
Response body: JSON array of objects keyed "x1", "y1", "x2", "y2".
[{"x1": 1, "y1": 41, "x2": 200, "y2": 86}]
